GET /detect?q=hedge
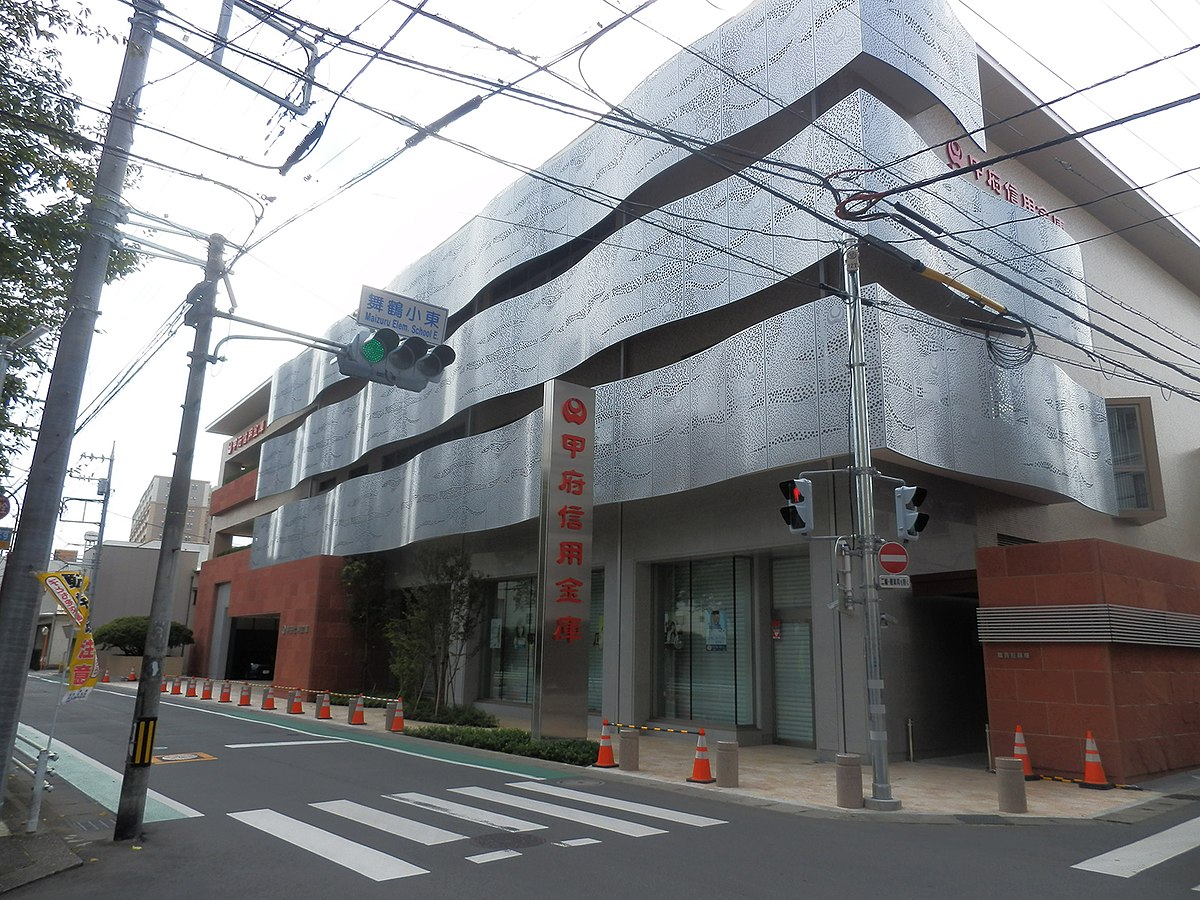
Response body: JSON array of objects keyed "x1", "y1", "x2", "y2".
[{"x1": 405, "y1": 725, "x2": 599, "y2": 767}]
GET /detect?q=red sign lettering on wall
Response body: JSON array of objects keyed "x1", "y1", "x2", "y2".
[{"x1": 944, "y1": 141, "x2": 1064, "y2": 229}]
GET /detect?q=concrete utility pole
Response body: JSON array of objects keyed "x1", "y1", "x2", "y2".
[
  {"x1": 114, "y1": 234, "x2": 225, "y2": 841},
  {"x1": 843, "y1": 240, "x2": 900, "y2": 811},
  {"x1": 0, "y1": 1, "x2": 160, "y2": 813}
]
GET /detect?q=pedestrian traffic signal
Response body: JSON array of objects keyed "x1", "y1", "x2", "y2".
[
  {"x1": 336, "y1": 328, "x2": 457, "y2": 392},
  {"x1": 778, "y1": 477, "x2": 813, "y2": 534},
  {"x1": 895, "y1": 485, "x2": 929, "y2": 541}
]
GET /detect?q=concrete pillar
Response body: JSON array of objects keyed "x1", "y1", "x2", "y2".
[
  {"x1": 836, "y1": 753, "x2": 864, "y2": 809},
  {"x1": 715, "y1": 741, "x2": 739, "y2": 787},
  {"x1": 996, "y1": 756, "x2": 1027, "y2": 813},
  {"x1": 619, "y1": 730, "x2": 639, "y2": 771}
]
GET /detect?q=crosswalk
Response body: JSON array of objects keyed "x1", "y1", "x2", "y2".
[
  {"x1": 1074, "y1": 812, "x2": 1200, "y2": 890},
  {"x1": 228, "y1": 780, "x2": 726, "y2": 882}
]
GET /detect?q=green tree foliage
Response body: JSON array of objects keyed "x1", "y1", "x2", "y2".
[
  {"x1": 93, "y1": 615, "x2": 194, "y2": 656},
  {"x1": 340, "y1": 553, "x2": 397, "y2": 689},
  {"x1": 386, "y1": 548, "x2": 488, "y2": 714},
  {"x1": 0, "y1": 1, "x2": 139, "y2": 479}
]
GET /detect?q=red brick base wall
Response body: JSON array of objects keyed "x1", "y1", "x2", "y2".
[
  {"x1": 192, "y1": 550, "x2": 352, "y2": 691},
  {"x1": 978, "y1": 539, "x2": 1200, "y2": 783}
]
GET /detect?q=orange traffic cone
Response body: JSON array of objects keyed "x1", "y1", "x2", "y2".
[
  {"x1": 127, "y1": 668, "x2": 137, "y2": 682},
  {"x1": 288, "y1": 690, "x2": 304, "y2": 714},
  {"x1": 101, "y1": 669, "x2": 110, "y2": 683},
  {"x1": 238, "y1": 683, "x2": 251, "y2": 706},
  {"x1": 686, "y1": 728, "x2": 716, "y2": 784},
  {"x1": 316, "y1": 692, "x2": 332, "y2": 719},
  {"x1": 348, "y1": 694, "x2": 367, "y2": 725},
  {"x1": 388, "y1": 697, "x2": 405, "y2": 733},
  {"x1": 593, "y1": 720, "x2": 617, "y2": 768},
  {"x1": 171, "y1": 678, "x2": 183, "y2": 695},
  {"x1": 218, "y1": 681, "x2": 232, "y2": 703},
  {"x1": 1012, "y1": 725, "x2": 1037, "y2": 780},
  {"x1": 161, "y1": 678, "x2": 169, "y2": 694},
  {"x1": 201, "y1": 679, "x2": 213, "y2": 700},
  {"x1": 186, "y1": 677, "x2": 198, "y2": 698},
  {"x1": 260, "y1": 686, "x2": 276, "y2": 710},
  {"x1": 1080, "y1": 730, "x2": 1113, "y2": 790}
]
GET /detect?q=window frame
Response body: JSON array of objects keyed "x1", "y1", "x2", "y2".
[{"x1": 1106, "y1": 397, "x2": 1166, "y2": 522}]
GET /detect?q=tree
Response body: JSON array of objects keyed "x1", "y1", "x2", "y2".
[
  {"x1": 386, "y1": 548, "x2": 488, "y2": 714},
  {"x1": 340, "y1": 553, "x2": 397, "y2": 689},
  {"x1": 0, "y1": 1, "x2": 139, "y2": 479},
  {"x1": 93, "y1": 615, "x2": 193, "y2": 656}
]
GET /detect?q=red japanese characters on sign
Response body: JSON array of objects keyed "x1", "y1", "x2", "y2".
[
  {"x1": 944, "y1": 141, "x2": 1064, "y2": 229},
  {"x1": 535, "y1": 380, "x2": 596, "y2": 738},
  {"x1": 227, "y1": 419, "x2": 266, "y2": 455}
]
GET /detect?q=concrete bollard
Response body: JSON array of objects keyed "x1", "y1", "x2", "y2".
[
  {"x1": 619, "y1": 730, "x2": 639, "y2": 771},
  {"x1": 715, "y1": 741, "x2": 739, "y2": 788},
  {"x1": 836, "y1": 753, "x2": 864, "y2": 809},
  {"x1": 996, "y1": 756, "x2": 1028, "y2": 813}
]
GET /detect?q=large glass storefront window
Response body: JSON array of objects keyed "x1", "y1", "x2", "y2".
[
  {"x1": 653, "y1": 557, "x2": 754, "y2": 726},
  {"x1": 481, "y1": 572, "x2": 604, "y2": 709}
]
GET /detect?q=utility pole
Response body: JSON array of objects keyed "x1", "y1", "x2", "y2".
[
  {"x1": 114, "y1": 234, "x2": 224, "y2": 841},
  {"x1": 0, "y1": 1, "x2": 160, "y2": 813},
  {"x1": 843, "y1": 239, "x2": 901, "y2": 811}
]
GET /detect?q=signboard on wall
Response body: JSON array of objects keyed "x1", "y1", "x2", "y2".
[{"x1": 531, "y1": 380, "x2": 595, "y2": 740}]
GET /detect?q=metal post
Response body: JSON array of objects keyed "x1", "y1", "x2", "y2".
[
  {"x1": 114, "y1": 234, "x2": 224, "y2": 841},
  {"x1": 843, "y1": 240, "x2": 901, "y2": 811},
  {"x1": 0, "y1": 1, "x2": 160, "y2": 814}
]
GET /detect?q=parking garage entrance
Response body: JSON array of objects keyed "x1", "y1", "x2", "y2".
[{"x1": 226, "y1": 615, "x2": 279, "y2": 680}]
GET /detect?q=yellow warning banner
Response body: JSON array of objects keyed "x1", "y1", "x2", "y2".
[{"x1": 36, "y1": 571, "x2": 100, "y2": 704}]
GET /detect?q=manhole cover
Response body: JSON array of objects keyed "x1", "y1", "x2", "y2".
[{"x1": 470, "y1": 833, "x2": 546, "y2": 850}]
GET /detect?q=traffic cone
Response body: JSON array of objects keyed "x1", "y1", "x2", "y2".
[
  {"x1": 686, "y1": 728, "x2": 716, "y2": 784},
  {"x1": 388, "y1": 697, "x2": 405, "y2": 733},
  {"x1": 238, "y1": 683, "x2": 251, "y2": 707},
  {"x1": 288, "y1": 690, "x2": 304, "y2": 714},
  {"x1": 1080, "y1": 730, "x2": 1113, "y2": 790},
  {"x1": 261, "y1": 686, "x2": 276, "y2": 711},
  {"x1": 171, "y1": 678, "x2": 183, "y2": 695},
  {"x1": 161, "y1": 678, "x2": 169, "y2": 694},
  {"x1": 186, "y1": 677, "x2": 198, "y2": 698},
  {"x1": 101, "y1": 669, "x2": 110, "y2": 683},
  {"x1": 218, "y1": 681, "x2": 232, "y2": 703},
  {"x1": 348, "y1": 694, "x2": 367, "y2": 725},
  {"x1": 201, "y1": 679, "x2": 213, "y2": 700},
  {"x1": 593, "y1": 720, "x2": 617, "y2": 768},
  {"x1": 316, "y1": 692, "x2": 332, "y2": 719},
  {"x1": 127, "y1": 668, "x2": 137, "y2": 682},
  {"x1": 1012, "y1": 725, "x2": 1037, "y2": 780}
]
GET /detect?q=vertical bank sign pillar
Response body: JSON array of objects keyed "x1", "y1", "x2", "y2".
[{"x1": 532, "y1": 380, "x2": 595, "y2": 740}]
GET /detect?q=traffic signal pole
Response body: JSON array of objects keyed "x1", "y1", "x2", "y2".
[
  {"x1": 114, "y1": 234, "x2": 224, "y2": 841},
  {"x1": 843, "y1": 240, "x2": 901, "y2": 811},
  {"x1": 0, "y1": 1, "x2": 160, "y2": 814}
]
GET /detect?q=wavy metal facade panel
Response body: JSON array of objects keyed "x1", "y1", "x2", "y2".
[{"x1": 252, "y1": 291, "x2": 1115, "y2": 567}]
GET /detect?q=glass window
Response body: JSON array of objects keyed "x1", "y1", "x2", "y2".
[
  {"x1": 481, "y1": 578, "x2": 536, "y2": 703},
  {"x1": 1107, "y1": 402, "x2": 1152, "y2": 510},
  {"x1": 653, "y1": 557, "x2": 754, "y2": 726},
  {"x1": 587, "y1": 570, "x2": 604, "y2": 713}
]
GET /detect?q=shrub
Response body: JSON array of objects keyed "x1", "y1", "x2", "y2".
[{"x1": 405, "y1": 725, "x2": 598, "y2": 766}]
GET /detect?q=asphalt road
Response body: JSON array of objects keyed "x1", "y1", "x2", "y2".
[{"x1": 11, "y1": 674, "x2": 1200, "y2": 898}]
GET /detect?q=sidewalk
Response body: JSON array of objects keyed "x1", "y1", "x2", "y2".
[{"x1": 3, "y1": 677, "x2": 1193, "y2": 891}]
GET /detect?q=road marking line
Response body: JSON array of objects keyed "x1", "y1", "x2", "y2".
[
  {"x1": 450, "y1": 786, "x2": 667, "y2": 837},
  {"x1": 385, "y1": 792, "x2": 546, "y2": 832},
  {"x1": 17, "y1": 723, "x2": 202, "y2": 821},
  {"x1": 510, "y1": 781, "x2": 727, "y2": 826},
  {"x1": 225, "y1": 740, "x2": 347, "y2": 748},
  {"x1": 228, "y1": 809, "x2": 427, "y2": 881},
  {"x1": 466, "y1": 850, "x2": 521, "y2": 864},
  {"x1": 555, "y1": 838, "x2": 601, "y2": 847},
  {"x1": 1073, "y1": 815, "x2": 1200, "y2": 877},
  {"x1": 312, "y1": 800, "x2": 466, "y2": 845}
]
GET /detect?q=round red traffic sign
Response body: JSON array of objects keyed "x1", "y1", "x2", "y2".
[{"x1": 878, "y1": 541, "x2": 909, "y2": 574}]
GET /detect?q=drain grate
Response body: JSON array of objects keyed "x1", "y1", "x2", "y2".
[
  {"x1": 470, "y1": 833, "x2": 546, "y2": 850},
  {"x1": 956, "y1": 814, "x2": 1009, "y2": 825},
  {"x1": 554, "y1": 778, "x2": 602, "y2": 788}
]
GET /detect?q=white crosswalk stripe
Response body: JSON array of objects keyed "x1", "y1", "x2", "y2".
[
  {"x1": 385, "y1": 791, "x2": 547, "y2": 832},
  {"x1": 509, "y1": 780, "x2": 727, "y2": 826},
  {"x1": 311, "y1": 799, "x2": 467, "y2": 845},
  {"x1": 229, "y1": 782, "x2": 721, "y2": 881},
  {"x1": 1074, "y1": 814, "x2": 1200, "y2": 879},
  {"x1": 450, "y1": 786, "x2": 668, "y2": 837},
  {"x1": 228, "y1": 809, "x2": 428, "y2": 881}
]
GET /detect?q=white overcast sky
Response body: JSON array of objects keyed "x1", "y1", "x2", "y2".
[{"x1": 13, "y1": 0, "x2": 1200, "y2": 555}]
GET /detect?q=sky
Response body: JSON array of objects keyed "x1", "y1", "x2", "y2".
[{"x1": 8, "y1": 0, "x2": 1200, "y2": 557}]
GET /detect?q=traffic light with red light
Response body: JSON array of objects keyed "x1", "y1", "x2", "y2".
[{"x1": 778, "y1": 477, "x2": 814, "y2": 534}]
